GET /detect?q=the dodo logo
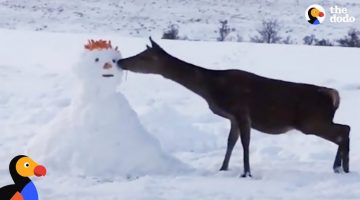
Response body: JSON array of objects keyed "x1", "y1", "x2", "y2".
[
  {"x1": 305, "y1": 4, "x2": 326, "y2": 25},
  {"x1": 0, "y1": 155, "x2": 46, "y2": 200}
]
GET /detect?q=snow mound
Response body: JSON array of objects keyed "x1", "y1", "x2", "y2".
[
  {"x1": 141, "y1": 104, "x2": 218, "y2": 153},
  {"x1": 28, "y1": 45, "x2": 187, "y2": 178}
]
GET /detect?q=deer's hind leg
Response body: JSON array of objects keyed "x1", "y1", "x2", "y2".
[
  {"x1": 298, "y1": 121, "x2": 350, "y2": 173},
  {"x1": 333, "y1": 147, "x2": 342, "y2": 172}
]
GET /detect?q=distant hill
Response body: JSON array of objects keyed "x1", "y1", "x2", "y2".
[{"x1": 0, "y1": 0, "x2": 359, "y2": 43}]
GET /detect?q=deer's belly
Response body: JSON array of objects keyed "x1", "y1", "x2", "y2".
[
  {"x1": 251, "y1": 110, "x2": 295, "y2": 134},
  {"x1": 252, "y1": 123, "x2": 294, "y2": 135}
]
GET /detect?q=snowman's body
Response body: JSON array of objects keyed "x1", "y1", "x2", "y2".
[{"x1": 28, "y1": 40, "x2": 184, "y2": 177}]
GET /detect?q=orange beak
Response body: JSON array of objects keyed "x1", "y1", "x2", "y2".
[{"x1": 319, "y1": 12, "x2": 324, "y2": 17}]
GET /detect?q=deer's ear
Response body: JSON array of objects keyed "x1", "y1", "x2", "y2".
[
  {"x1": 149, "y1": 37, "x2": 161, "y2": 49},
  {"x1": 149, "y1": 36, "x2": 154, "y2": 46},
  {"x1": 149, "y1": 37, "x2": 166, "y2": 53}
]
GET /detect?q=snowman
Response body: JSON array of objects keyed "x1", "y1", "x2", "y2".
[{"x1": 28, "y1": 40, "x2": 185, "y2": 178}]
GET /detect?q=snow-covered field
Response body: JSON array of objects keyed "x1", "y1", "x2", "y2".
[
  {"x1": 0, "y1": 28, "x2": 360, "y2": 199},
  {"x1": 1, "y1": 0, "x2": 359, "y2": 42}
]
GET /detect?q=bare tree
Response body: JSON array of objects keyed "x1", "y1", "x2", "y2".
[
  {"x1": 303, "y1": 34, "x2": 316, "y2": 45},
  {"x1": 162, "y1": 24, "x2": 180, "y2": 40},
  {"x1": 282, "y1": 36, "x2": 294, "y2": 44},
  {"x1": 315, "y1": 39, "x2": 334, "y2": 46},
  {"x1": 217, "y1": 20, "x2": 231, "y2": 41},
  {"x1": 251, "y1": 19, "x2": 282, "y2": 43},
  {"x1": 338, "y1": 29, "x2": 360, "y2": 48}
]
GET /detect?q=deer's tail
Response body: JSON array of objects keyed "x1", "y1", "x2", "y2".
[{"x1": 320, "y1": 87, "x2": 340, "y2": 111}]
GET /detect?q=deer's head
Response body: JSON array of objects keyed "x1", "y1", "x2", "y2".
[{"x1": 117, "y1": 37, "x2": 168, "y2": 74}]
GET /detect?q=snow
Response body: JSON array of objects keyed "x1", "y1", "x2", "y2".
[
  {"x1": 0, "y1": 0, "x2": 359, "y2": 43},
  {"x1": 0, "y1": 29, "x2": 359, "y2": 199}
]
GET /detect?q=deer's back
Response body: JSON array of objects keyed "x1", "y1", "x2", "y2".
[{"x1": 207, "y1": 69, "x2": 338, "y2": 134}]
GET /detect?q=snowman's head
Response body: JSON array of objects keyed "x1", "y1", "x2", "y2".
[{"x1": 76, "y1": 40, "x2": 123, "y2": 88}]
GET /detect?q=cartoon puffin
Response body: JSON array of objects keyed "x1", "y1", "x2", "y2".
[
  {"x1": 308, "y1": 7, "x2": 324, "y2": 25},
  {"x1": 0, "y1": 155, "x2": 46, "y2": 200}
]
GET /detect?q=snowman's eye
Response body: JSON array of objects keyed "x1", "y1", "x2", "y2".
[
  {"x1": 112, "y1": 59, "x2": 116, "y2": 63},
  {"x1": 24, "y1": 162, "x2": 30, "y2": 168},
  {"x1": 95, "y1": 58, "x2": 99, "y2": 62}
]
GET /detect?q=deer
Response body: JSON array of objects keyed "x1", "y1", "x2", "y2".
[{"x1": 117, "y1": 37, "x2": 350, "y2": 177}]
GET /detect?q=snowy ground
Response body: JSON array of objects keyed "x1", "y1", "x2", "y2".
[
  {"x1": 0, "y1": 0, "x2": 359, "y2": 43},
  {"x1": 0, "y1": 29, "x2": 360, "y2": 199}
]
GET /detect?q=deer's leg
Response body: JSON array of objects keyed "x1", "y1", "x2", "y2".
[
  {"x1": 220, "y1": 120, "x2": 239, "y2": 171},
  {"x1": 338, "y1": 124, "x2": 350, "y2": 173},
  {"x1": 237, "y1": 116, "x2": 251, "y2": 177},
  {"x1": 319, "y1": 123, "x2": 350, "y2": 173},
  {"x1": 299, "y1": 122, "x2": 350, "y2": 173},
  {"x1": 333, "y1": 147, "x2": 342, "y2": 173}
]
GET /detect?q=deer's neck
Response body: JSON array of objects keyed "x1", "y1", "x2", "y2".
[{"x1": 158, "y1": 56, "x2": 210, "y2": 98}]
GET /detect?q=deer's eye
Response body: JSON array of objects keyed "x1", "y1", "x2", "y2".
[{"x1": 95, "y1": 58, "x2": 99, "y2": 62}]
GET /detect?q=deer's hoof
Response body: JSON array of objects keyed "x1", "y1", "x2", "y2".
[
  {"x1": 219, "y1": 166, "x2": 228, "y2": 171},
  {"x1": 333, "y1": 167, "x2": 342, "y2": 174},
  {"x1": 241, "y1": 172, "x2": 252, "y2": 178}
]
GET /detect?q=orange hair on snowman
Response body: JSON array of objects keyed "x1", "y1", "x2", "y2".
[{"x1": 84, "y1": 39, "x2": 118, "y2": 51}]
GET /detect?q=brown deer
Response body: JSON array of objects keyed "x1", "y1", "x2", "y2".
[{"x1": 117, "y1": 37, "x2": 350, "y2": 177}]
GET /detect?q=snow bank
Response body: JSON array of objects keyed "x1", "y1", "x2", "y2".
[{"x1": 141, "y1": 104, "x2": 218, "y2": 153}]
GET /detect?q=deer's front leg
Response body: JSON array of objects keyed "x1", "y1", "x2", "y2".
[
  {"x1": 238, "y1": 116, "x2": 251, "y2": 177},
  {"x1": 220, "y1": 120, "x2": 239, "y2": 171}
]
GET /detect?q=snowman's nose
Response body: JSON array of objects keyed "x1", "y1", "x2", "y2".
[{"x1": 103, "y1": 62, "x2": 112, "y2": 69}]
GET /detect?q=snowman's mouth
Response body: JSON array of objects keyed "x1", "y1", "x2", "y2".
[{"x1": 102, "y1": 74, "x2": 114, "y2": 78}]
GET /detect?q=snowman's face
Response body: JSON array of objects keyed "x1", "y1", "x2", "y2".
[
  {"x1": 85, "y1": 49, "x2": 122, "y2": 77},
  {"x1": 76, "y1": 49, "x2": 123, "y2": 84}
]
